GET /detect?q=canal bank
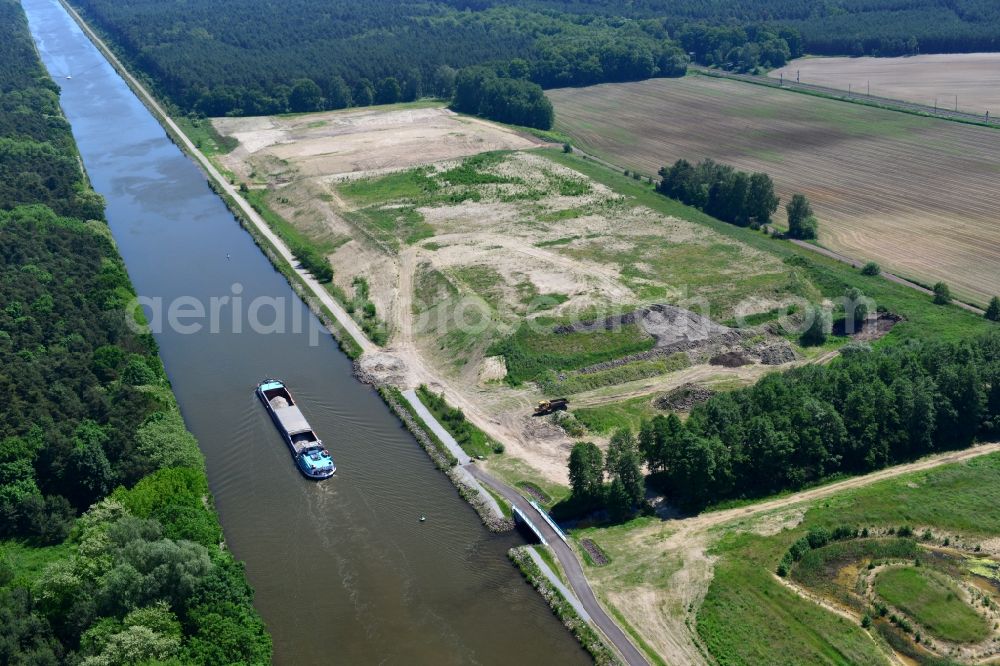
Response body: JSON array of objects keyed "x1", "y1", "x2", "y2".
[{"x1": 21, "y1": 0, "x2": 590, "y2": 663}]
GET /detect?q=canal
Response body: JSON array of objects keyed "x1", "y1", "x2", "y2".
[{"x1": 21, "y1": 0, "x2": 588, "y2": 663}]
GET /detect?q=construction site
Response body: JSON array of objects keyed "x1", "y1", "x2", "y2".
[{"x1": 211, "y1": 102, "x2": 849, "y2": 487}]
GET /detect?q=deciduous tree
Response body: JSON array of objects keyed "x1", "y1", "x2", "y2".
[{"x1": 568, "y1": 441, "x2": 604, "y2": 503}]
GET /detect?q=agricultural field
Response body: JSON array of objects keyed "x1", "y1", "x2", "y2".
[
  {"x1": 771, "y1": 54, "x2": 1000, "y2": 114},
  {"x1": 549, "y1": 75, "x2": 1000, "y2": 306}
]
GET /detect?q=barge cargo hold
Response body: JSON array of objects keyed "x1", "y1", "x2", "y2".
[{"x1": 257, "y1": 379, "x2": 335, "y2": 479}]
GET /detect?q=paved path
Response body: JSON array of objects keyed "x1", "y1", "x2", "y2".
[
  {"x1": 468, "y1": 465, "x2": 650, "y2": 666},
  {"x1": 399, "y1": 391, "x2": 508, "y2": 520},
  {"x1": 400, "y1": 389, "x2": 472, "y2": 465},
  {"x1": 526, "y1": 547, "x2": 592, "y2": 622}
]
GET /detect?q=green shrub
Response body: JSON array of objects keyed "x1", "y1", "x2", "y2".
[
  {"x1": 799, "y1": 305, "x2": 831, "y2": 346},
  {"x1": 292, "y1": 245, "x2": 333, "y2": 283},
  {"x1": 416, "y1": 385, "x2": 498, "y2": 458},
  {"x1": 932, "y1": 282, "x2": 951, "y2": 305},
  {"x1": 861, "y1": 261, "x2": 881, "y2": 276}
]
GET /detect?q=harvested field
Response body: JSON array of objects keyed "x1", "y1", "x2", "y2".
[
  {"x1": 550, "y1": 76, "x2": 1000, "y2": 305},
  {"x1": 771, "y1": 54, "x2": 1000, "y2": 115},
  {"x1": 213, "y1": 105, "x2": 540, "y2": 182}
]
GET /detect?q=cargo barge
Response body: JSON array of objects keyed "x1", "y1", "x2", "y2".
[{"x1": 256, "y1": 379, "x2": 335, "y2": 479}]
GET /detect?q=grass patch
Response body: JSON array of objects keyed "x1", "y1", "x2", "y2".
[
  {"x1": 802, "y1": 453, "x2": 1000, "y2": 536},
  {"x1": 452, "y1": 265, "x2": 506, "y2": 311},
  {"x1": 529, "y1": 292, "x2": 570, "y2": 312},
  {"x1": 698, "y1": 533, "x2": 888, "y2": 666},
  {"x1": 567, "y1": 516, "x2": 672, "y2": 586},
  {"x1": 344, "y1": 205, "x2": 434, "y2": 249},
  {"x1": 791, "y1": 537, "x2": 920, "y2": 608},
  {"x1": 379, "y1": 386, "x2": 457, "y2": 468},
  {"x1": 508, "y1": 547, "x2": 620, "y2": 665},
  {"x1": 245, "y1": 189, "x2": 339, "y2": 255},
  {"x1": 277, "y1": 99, "x2": 446, "y2": 120},
  {"x1": 875, "y1": 567, "x2": 990, "y2": 643},
  {"x1": 535, "y1": 234, "x2": 580, "y2": 247},
  {"x1": 517, "y1": 481, "x2": 553, "y2": 505},
  {"x1": 534, "y1": 545, "x2": 570, "y2": 588},
  {"x1": 344, "y1": 276, "x2": 388, "y2": 345},
  {"x1": 488, "y1": 456, "x2": 572, "y2": 507},
  {"x1": 604, "y1": 602, "x2": 669, "y2": 666},
  {"x1": 413, "y1": 264, "x2": 458, "y2": 314},
  {"x1": 478, "y1": 116, "x2": 574, "y2": 145},
  {"x1": 489, "y1": 319, "x2": 654, "y2": 385},
  {"x1": 697, "y1": 452, "x2": 1000, "y2": 664},
  {"x1": 439, "y1": 152, "x2": 517, "y2": 186},
  {"x1": 176, "y1": 116, "x2": 237, "y2": 156},
  {"x1": 483, "y1": 485, "x2": 513, "y2": 519},
  {"x1": 244, "y1": 190, "x2": 391, "y2": 343},
  {"x1": 538, "y1": 353, "x2": 689, "y2": 396},
  {"x1": 338, "y1": 168, "x2": 440, "y2": 207},
  {"x1": 416, "y1": 385, "x2": 499, "y2": 458},
  {"x1": 573, "y1": 396, "x2": 663, "y2": 434},
  {"x1": 0, "y1": 540, "x2": 72, "y2": 589}
]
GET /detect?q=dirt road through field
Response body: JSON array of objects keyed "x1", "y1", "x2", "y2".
[{"x1": 629, "y1": 441, "x2": 1000, "y2": 664}]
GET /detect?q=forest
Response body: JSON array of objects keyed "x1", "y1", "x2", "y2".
[
  {"x1": 0, "y1": 1, "x2": 270, "y2": 662},
  {"x1": 65, "y1": 0, "x2": 1000, "y2": 119},
  {"x1": 567, "y1": 332, "x2": 1000, "y2": 518},
  {"x1": 68, "y1": 0, "x2": 781, "y2": 118}
]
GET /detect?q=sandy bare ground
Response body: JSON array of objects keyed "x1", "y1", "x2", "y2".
[
  {"x1": 213, "y1": 106, "x2": 540, "y2": 181},
  {"x1": 589, "y1": 442, "x2": 1000, "y2": 666},
  {"x1": 550, "y1": 76, "x2": 1000, "y2": 306},
  {"x1": 771, "y1": 54, "x2": 1000, "y2": 115},
  {"x1": 391, "y1": 246, "x2": 580, "y2": 484},
  {"x1": 210, "y1": 99, "x2": 999, "y2": 665}
]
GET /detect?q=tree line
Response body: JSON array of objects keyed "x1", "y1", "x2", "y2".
[
  {"x1": 676, "y1": 23, "x2": 802, "y2": 72},
  {"x1": 0, "y1": 1, "x2": 270, "y2": 661},
  {"x1": 658, "y1": 158, "x2": 822, "y2": 239},
  {"x1": 657, "y1": 159, "x2": 779, "y2": 228},
  {"x1": 567, "y1": 331, "x2": 1000, "y2": 518}
]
